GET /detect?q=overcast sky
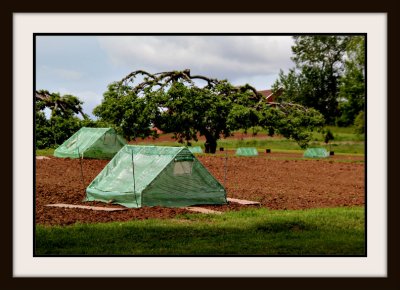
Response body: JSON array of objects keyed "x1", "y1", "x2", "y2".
[{"x1": 36, "y1": 35, "x2": 295, "y2": 118}]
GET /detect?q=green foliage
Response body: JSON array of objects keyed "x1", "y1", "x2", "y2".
[
  {"x1": 258, "y1": 106, "x2": 325, "y2": 148},
  {"x1": 93, "y1": 82, "x2": 157, "y2": 141},
  {"x1": 273, "y1": 36, "x2": 365, "y2": 126},
  {"x1": 36, "y1": 90, "x2": 88, "y2": 120},
  {"x1": 337, "y1": 36, "x2": 365, "y2": 126},
  {"x1": 353, "y1": 111, "x2": 365, "y2": 134},
  {"x1": 49, "y1": 115, "x2": 82, "y2": 147},
  {"x1": 154, "y1": 82, "x2": 234, "y2": 145},
  {"x1": 36, "y1": 114, "x2": 83, "y2": 149},
  {"x1": 35, "y1": 110, "x2": 54, "y2": 149},
  {"x1": 227, "y1": 105, "x2": 260, "y2": 134},
  {"x1": 36, "y1": 207, "x2": 365, "y2": 255},
  {"x1": 273, "y1": 36, "x2": 349, "y2": 124},
  {"x1": 35, "y1": 90, "x2": 99, "y2": 149}
]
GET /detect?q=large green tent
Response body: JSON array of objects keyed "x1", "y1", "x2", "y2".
[
  {"x1": 85, "y1": 145, "x2": 227, "y2": 208},
  {"x1": 54, "y1": 127, "x2": 126, "y2": 159}
]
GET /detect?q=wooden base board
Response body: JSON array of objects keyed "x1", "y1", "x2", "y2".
[
  {"x1": 36, "y1": 156, "x2": 50, "y2": 160},
  {"x1": 45, "y1": 203, "x2": 127, "y2": 212},
  {"x1": 227, "y1": 197, "x2": 260, "y2": 205},
  {"x1": 183, "y1": 207, "x2": 222, "y2": 214}
]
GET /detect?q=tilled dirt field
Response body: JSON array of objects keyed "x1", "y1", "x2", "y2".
[{"x1": 36, "y1": 153, "x2": 364, "y2": 226}]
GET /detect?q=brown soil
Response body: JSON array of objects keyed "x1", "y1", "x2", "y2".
[{"x1": 36, "y1": 153, "x2": 364, "y2": 226}]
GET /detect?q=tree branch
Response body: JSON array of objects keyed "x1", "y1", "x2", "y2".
[{"x1": 35, "y1": 90, "x2": 88, "y2": 120}]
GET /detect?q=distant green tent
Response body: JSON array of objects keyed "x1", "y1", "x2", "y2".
[
  {"x1": 86, "y1": 145, "x2": 227, "y2": 208},
  {"x1": 54, "y1": 127, "x2": 126, "y2": 159},
  {"x1": 236, "y1": 147, "x2": 258, "y2": 156},
  {"x1": 188, "y1": 146, "x2": 203, "y2": 154},
  {"x1": 303, "y1": 147, "x2": 330, "y2": 158}
]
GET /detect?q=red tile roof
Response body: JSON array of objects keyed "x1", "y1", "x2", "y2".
[
  {"x1": 258, "y1": 89, "x2": 276, "y2": 102},
  {"x1": 258, "y1": 90, "x2": 272, "y2": 97}
]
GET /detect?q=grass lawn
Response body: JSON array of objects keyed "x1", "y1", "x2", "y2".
[
  {"x1": 36, "y1": 148, "x2": 56, "y2": 156},
  {"x1": 36, "y1": 127, "x2": 365, "y2": 156},
  {"x1": 216, "y1": 138, "x2": 364, "y2": 155},
  {"x1": 214, "y1": 126, "x2": 364, "y2": 154},
  {"x1": 36, "y1": 206, "x2": 365, "y2": 256}
]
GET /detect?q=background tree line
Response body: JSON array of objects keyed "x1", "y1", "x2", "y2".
[
  {"x1": 36, "y1": 35, "x2": 365, "y2": 151},
  {"x1": 272, "y1": 35, "x2": 365, "y2": 130}
]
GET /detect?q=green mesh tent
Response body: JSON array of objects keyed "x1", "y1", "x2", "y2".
[
  {"x1": 85, "y1": 145, "x2": 227, "y2": 208},
  {"x1": 303, "y1": 147, "x2": 330, "y2": 158},
  {"x1": 54, "y1": 127, "x2": 126, "y2": 159},
  {"x1": 236, "y1": 147, "x2": 258, "y2": 156},
  {"x1": 188, "y1": 146, "x2": 203, "y2": 154}
]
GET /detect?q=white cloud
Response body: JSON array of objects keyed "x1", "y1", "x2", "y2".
[
  {"x1": 97, "y1": 36, "x2": 294, "y2": 84},
  {"x1": 39, "y1": 65, "x2": 84, "y2": 81}
]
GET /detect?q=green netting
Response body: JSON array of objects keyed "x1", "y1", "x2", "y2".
[
  {"x1": 303, "y1": 147, "x2": 330, "y2": 158},
  {"x1": 85, "y1": 145, "x2": 227, "y2": 208},
  {"x1": 188, "y1": 146, "x2": 203, "y2": 154},
  {"x1": 54, "y1": 127, "x2": 126, "y2": 159},
  {"x1": 236, "y1": 147, "x2": 259, "y2": 156}
]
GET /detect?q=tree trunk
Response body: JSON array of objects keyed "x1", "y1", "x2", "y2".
[{"x1": 204, "y1": 134, "x2": 217, "y2": 154}]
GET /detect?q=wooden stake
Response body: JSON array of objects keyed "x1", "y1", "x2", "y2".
[
  {"x1": 77, "y1": 147, "x2": 85, "y2": 191},
  {"x1": 223, "y1": 152, "x2": 228, "y2": 187},
  {"x1": 223, "y1": 152, "x2": 228, "y2": 203},
  {"x1": 131, "y1": 150, "x2": 139, "y2": 207}
]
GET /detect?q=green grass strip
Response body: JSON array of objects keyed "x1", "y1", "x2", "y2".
[{"x1": 36, "y1": 206, "x2": 365, "y2": 256}]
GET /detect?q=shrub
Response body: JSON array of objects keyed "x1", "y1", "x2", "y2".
[{"x1": 354, "y1": 111, "x2": 365, "y2": 134}]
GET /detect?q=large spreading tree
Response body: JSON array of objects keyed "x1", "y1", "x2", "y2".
[
  {"x1": 94, "y1": 69, "x2": 325, "y2": 153},
  {"x1": 272, "y1": 35, "x2": 365, "y2": 126}
]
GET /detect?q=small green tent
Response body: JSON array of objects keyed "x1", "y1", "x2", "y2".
[
  {"x1": 236, "y1": 147, "x2": 258, "y2": 156},
  {"x1": 85, "y1": 145, "x2": 227, "y2": 208},
  {"x1": 54, "y1": 127, "x2": 126, "y2": 159},
  {"x1": 188, "y1": 146, "x2": 203, "y2": 154},
  {"x1": 303, "y1": 147, "x2": 330, "y2": 158}
]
